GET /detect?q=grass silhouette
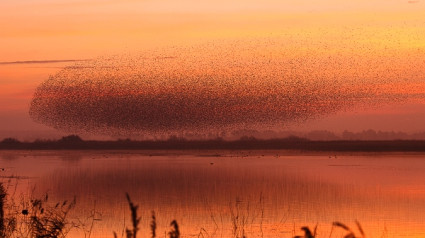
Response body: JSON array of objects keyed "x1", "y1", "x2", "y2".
[
  {"x1": 115, "y1": 194, "x2": 179, "y2": 238},
  {"x1": 0, "y1": 182, "x2": 372, "y2": 238},
  {"x1": 150, "y1": 211, "x2": 156, "y2": 238},
  {"x1": 0, "y1": 182, "x2": 76, "y2": 238},
  {"x1": 28, "y1": 195, "x2": 76, "y2": 238}
]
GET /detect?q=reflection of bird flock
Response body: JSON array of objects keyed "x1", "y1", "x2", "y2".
[{"x1": 29, "y1": 38, "x2": 423, "y2": 136}]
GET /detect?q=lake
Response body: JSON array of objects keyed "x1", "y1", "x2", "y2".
[{"x1": 0, "y1": 150, "x2": 425, "y2": 237}]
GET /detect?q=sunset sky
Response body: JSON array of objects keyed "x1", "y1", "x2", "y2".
[{"x1": 1, "y1": 0, "x2": 425, "y2": 139}]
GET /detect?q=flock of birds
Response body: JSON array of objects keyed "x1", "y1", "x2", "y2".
[{"x1": 29, "y1": 37, "x2": 424, "y2": 136}]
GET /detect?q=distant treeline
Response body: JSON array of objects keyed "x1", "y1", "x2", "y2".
[
  {"x1": 1, "y1": 135, "x2": 425, "y2": 151},
  {"x1": 3, "y1": 129, "x2": 425, "y2": 142},
  {"x1": 229, "y1": 129, "x2": 425, "y2": 141}
]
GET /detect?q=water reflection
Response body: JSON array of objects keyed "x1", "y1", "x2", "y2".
[
  {"x1": 1, "y1": 152, "x2": 18, "y2": 161},
  {"x1": 1, "y1": 151, "x2": 425, "y2": 237}
]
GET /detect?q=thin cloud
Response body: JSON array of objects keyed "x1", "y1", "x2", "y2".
[{"x1": 0, "y1": 59, "x2": 91, "y2": 65}]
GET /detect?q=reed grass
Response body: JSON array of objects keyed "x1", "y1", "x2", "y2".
[
  {"x1": 0, "y1": 182, "x2": 78, "y2": 238},
  {"x1": 150, "y1": 211, "x2": 156, "y2": 238},
  {"x1": 0, "y1": 182, "x2": 372, "y2": 238},
  {"x1": 116, "y1": 194, "x2": 180, "y2": 238},
  {"x1": 168, "y1": 220, "x2": 180, "y2": 238},
  {"x1": 293, "y1": 225, "x2": 317, "y2": 238},
  {"x1": 124, "y1": 193, "x2": 140, "y2": 238},
  {"x1": 28, "y1": 195, "x2": 76, "y2": 238},
  {"x1": 116, "y1": 193, "x2": 369, "y2": 238},
  {"x1": 330, "y1": 221, "x2": 365, "y2": 238},
  {"x1": 0, "y1": 184, "x2": 7, "y2": 237}
]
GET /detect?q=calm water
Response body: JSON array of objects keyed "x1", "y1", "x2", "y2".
[{"x1": 1, "y1": 150, "x2": 425, "y2": 237}]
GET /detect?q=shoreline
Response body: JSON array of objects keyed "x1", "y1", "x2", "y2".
[{"x1": 2, "y1": 137, "x2": 425, "y2": 152}]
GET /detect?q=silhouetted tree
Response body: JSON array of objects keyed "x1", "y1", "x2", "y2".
[
  {"x1": 0, "y1": 138, "x2": 20, "y2": 144},
  {"x1": 58, "y1": 135, "x2": 83, "y2": 143}
]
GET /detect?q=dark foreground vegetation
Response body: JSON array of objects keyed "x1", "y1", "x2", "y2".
[
  {"x1": 0, "y1": 182, "x2": 366, "y2": 238},
  {"x1": 1, "y1": 135, "x2": 425, "y2": 152}
]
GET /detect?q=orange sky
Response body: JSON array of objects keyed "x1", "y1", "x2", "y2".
[{"x1": 1, "y1": 0, "x2": 425, "y2": 138}]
